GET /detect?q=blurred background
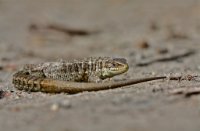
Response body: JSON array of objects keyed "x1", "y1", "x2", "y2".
[
  {"x1": 1, "y1": 0, "x2": 200, "y2": 61},
  {"x1": 1, "y1": 0, "x2": 200, "y2": 131}
]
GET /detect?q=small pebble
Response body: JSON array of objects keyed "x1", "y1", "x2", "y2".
[
  {"x1": 136, "y1": 40, "x2": 150, "y2": 49},
  {"x1": 14, "y1": 96, "x2": 20, "y2": 100},
  {"x1": 50, "y1": 103, "x2": 59, "y2": 111}
]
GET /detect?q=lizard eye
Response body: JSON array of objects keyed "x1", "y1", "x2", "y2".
[
  {"x1": 112, "y1": 63, "x2": 119, "y2": 67},
  {"x1": 112, "y1": 62, "x2": 121, "y2": 68},
  {"x1": 111, "y1": 63, "x2": 115, "y2": 66},
  {"x1": 106, "y1": 62, "x2": 120, "y2": 68},
  {"x1": 108, "y1": 63, "x2": 116, "y2": 68}
]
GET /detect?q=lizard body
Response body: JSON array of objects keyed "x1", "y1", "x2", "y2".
[
  {"x1": 22, "y1": 57, "x2": 129, "y2": 82},
  {"x1": 12, "y1": 57, "x2": 182, "y2": 94}
]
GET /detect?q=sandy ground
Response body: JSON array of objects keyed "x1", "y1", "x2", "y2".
[{"x1": 1, "y1": 0, "x2": 200, "y2": 131}]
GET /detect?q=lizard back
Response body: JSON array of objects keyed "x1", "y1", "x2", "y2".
[{"x1": 22, "y1": 57, "x2": 129, "y2": 82}]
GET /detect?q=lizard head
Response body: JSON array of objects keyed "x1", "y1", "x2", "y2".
[{"x1": 100, "y1": 57, "x2": 129, "y2": 79}]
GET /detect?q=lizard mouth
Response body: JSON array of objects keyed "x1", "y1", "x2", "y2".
[
  {"x1": 111, "y1": 63, "x2": 129, "y2": 74},
  {"x1": 101, "y1": 64, "x2": 129, "y2": 79}
]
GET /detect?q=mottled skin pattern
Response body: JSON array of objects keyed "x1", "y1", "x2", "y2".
[
  {"x1": 22, "y1": 57, "x2": 129, "y2": 82},
  {"x1": 12, "y1": 57, "x2": 186, "y2": 94}
]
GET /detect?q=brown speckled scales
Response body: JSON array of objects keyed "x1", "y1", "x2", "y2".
[
  {"x1": 23, "y1": 57, "x2": 126, "y2": 82},
  {"x1": 12, "y1": 57, "x2": 183, "y2": 94}
]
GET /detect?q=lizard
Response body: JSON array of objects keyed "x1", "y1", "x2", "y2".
[{"x1": 12, "y1": 57, "x2": 191, "y2": 94}]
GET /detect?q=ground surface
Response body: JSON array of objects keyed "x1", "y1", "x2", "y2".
[{"x1": 1, "y1": 0, "x2": 200, "y2": 131}]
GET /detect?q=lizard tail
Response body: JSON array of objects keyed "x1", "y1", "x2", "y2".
[
  {"x1": 40, "y1": 76, "x2": 168, "y2": 93},
  {"x1": 13, "y1": 70, "x2": 181, "y2": 94}
]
